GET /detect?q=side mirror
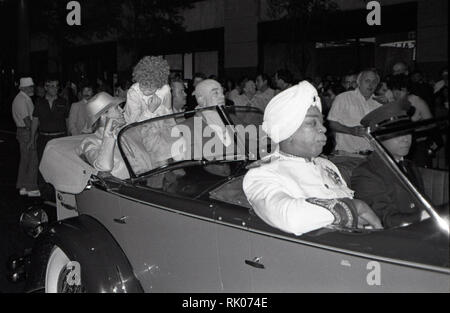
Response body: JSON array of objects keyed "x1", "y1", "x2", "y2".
[{"x1": 19, "y1": 206, "x2": 49, "y2": 238}]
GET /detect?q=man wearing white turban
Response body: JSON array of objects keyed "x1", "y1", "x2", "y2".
[{"x1": 243, "y1": 81, "x2": 382, "y2": 236}]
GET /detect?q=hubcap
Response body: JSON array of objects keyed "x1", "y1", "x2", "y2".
[{"x1": 45, "y1": 247, "x2": 84, "y2": 293}]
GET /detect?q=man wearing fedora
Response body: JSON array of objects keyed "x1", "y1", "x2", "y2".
[
  {"x1": 11, "y1": 77, "x2": 40, "y2": 197},
  {"x1": 351, "y1": 100, "x2": 429, "y2": 228},
  {"x1": 77, "y1": 92, "x2": 129, "y2": 179}
]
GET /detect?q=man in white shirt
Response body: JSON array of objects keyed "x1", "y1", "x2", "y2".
[
  {"x1": 327, "y1": 69, "x2": 382, "y2": 155},
  {"x1": 233, "y1": 80, "x2": 257, "y2": 107},
  {"x1": 252, "y1": 73, "x2": 275, "y2": 112},
  {"x1": 68, "y1": 84, "x2": 94, "y2": 135},
  {"x1": 243, "y1": 81, "x2": 382, "y2": 236},
  {"x1": 11, "y1": 77, "x2": 40, "y2": 196}
]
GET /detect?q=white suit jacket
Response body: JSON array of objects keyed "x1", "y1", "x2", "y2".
[{"x1": 243, "y1": 150, "x2": 354, "y2": 236}]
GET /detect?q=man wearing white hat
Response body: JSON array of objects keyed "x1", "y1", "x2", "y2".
[
  {"x1": 11, "y1": 77, "x2": 40, "y2": 197},
  {"x1": 243, "y1": 81, "x2": 382, "y2": 236}
]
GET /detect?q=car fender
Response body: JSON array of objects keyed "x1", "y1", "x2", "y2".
[{"x1": 26, "y1": 214, "x2": 143, "y2": 293}]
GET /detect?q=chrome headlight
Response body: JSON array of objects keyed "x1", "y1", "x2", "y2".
[{"x1": 20, "y1": 207, "x2": 49, "y2": 238}]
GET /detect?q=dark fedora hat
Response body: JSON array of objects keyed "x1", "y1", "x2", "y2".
[{"x1": 361, "y1": 98, "x2": 413, "y2": 139}]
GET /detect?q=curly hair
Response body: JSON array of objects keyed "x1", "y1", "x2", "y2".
[{"x1": 132, "y1": 56, "x2": 170, "y2": 89}]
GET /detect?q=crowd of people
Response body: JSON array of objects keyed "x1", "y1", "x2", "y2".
[{"x1": 10, "y1": 55, "x2": 448, "y2": 233}]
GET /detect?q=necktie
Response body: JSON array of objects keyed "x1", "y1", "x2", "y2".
[
  {"x1": 398, "y1": 160, "x2": 419, "y2": 186},
  {"x1": 398, "y1": 160, "x2": 408, "y2": 174}
]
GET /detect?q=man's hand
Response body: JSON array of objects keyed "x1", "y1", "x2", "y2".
[
  {"x1": 350, "y1": 126, "x2": 367, "y2": 137},
  {"x1": 26, "y1": 136, "x2": 36, "y2": 151},
  {"x1": 103, "y1": 118, "x2": 123, "y2": 139},
  {"x1": 26, "y1": 142, "x2": 34, "y2": 150},
  {"x1": 352, "y1": 199, "x2": 383, "y2": 229}
]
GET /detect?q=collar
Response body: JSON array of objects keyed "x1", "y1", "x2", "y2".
[
  {"x1": 132, "y1": 82, "x2": 167, "y2": 100},
  {"x1": 354, "y1": 88, "x2": 374, "y2": 102},
  {"x1": 131, "y1": 83, "x2": 149, "y2": 99},
  {"x1": 257, "y1": 86, "x2": 270, "y2": 94},
  {"x1": 243, "y1": 93, "x2": 255, "y2": 101},
  {"x1": 19, "y1": 91, "x2": 32, "y2": 101},
  {"x1": 277, "y1": 149, "x2": 318, "y2": 163},
  {"x1": 45, "y1": 95, "x2": 58, "y2": 103},
  {"x1": 369, "y1": 152, "x2": 404, "y2": 170}
]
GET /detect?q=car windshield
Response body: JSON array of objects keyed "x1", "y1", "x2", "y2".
[
  {"x1": 365, "y1": 117, "x2": 449, "y2": 232},
  {"x1": 117, "y1": 105, "x2": 272, "y2": 179}
]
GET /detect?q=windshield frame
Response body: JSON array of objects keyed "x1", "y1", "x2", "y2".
[{"x1": 117, "y1": 105, "x2": 262, "y2": 181}]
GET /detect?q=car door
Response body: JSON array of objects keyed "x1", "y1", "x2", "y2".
[
  {"x1": 248, "y1": 230, "x2": 380, "y2": 292},
  {"x1": 247, "y1": 219, "x2": 450, "y2": 292},
  {"x1": 214, "y1": 203, "x2": 253, "y2": 292},
  {"x1": 115, "y1": 186, "x2": 223, "y2": 292}
]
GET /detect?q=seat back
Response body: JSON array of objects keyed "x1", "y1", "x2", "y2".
[
  {"x1": 419, "y1": 167, "x2": 449, "y2": 206},
  {"x1": 209, "y1": 175, "x2": 252, "y2": 209}
]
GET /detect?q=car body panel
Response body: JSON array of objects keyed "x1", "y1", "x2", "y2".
[
  {"x1": 35, "y1": 109, "x2": 448, "y2": 292},
  {"x1": 248, "y1": 230, "x2": 449, "y2": 292},
  {"x1": 73, "y1": 182, "x2": 449, "y2": 292},
  {"x1": 77, "y1": 186, "x2": 222, "y2": 292},
  {"x1": 216, "y1": 223, "x2": 253, "y2": 292},
  {"x1": 247, "y1": 216, "x2": 449, "y2": 271}
]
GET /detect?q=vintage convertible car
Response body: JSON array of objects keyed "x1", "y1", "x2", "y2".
[{"x1": 19, "y1": 105, "x2": 449, "y2": 293}]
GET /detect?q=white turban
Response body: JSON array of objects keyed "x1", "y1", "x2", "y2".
[{"x1": 262, "y1": 81, "x2": 322, "y2": 143}]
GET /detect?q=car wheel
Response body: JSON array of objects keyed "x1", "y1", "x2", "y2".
[{"x1": 45, "y1": 246, "x2": 85, "y2": 293}]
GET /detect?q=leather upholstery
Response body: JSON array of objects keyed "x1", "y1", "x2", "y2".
[{"x1": 419, "y1": 167, "x2": 449, "y2": 206}]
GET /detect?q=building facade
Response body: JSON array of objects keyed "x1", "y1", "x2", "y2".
[{"x1": 26, "y1": 0, "x2": 448, "y2": 83}]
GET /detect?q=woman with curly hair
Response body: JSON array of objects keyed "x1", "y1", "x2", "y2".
[{"x1": 124, "y1": 56, "x2": 172, "y2": 124}]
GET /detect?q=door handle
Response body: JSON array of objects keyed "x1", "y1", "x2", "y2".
[
  {"x1": 113, "y1": 216, "x2": 128, "y2": 224},
  {"x1": 245, "y1": 257, "x2": 265, "y2": 269}
]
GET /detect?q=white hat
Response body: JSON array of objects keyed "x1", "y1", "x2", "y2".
[
  {"x1": 19, "y1": 77, "x2": 34, "y2": 88},
  {"x1": 85, "y1": 92, "x2": 125, "y2": 127},
  {"x1": 262, "y1": 81, "x2": 322, "y2": 143}
]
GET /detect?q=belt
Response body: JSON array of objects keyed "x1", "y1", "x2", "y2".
[
  {"x1": 40, "y1": 131, "x2": 66, "y2": 136},
  {"x1": 17, "y1": 127, "x2": 29, "y2": 130}
]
